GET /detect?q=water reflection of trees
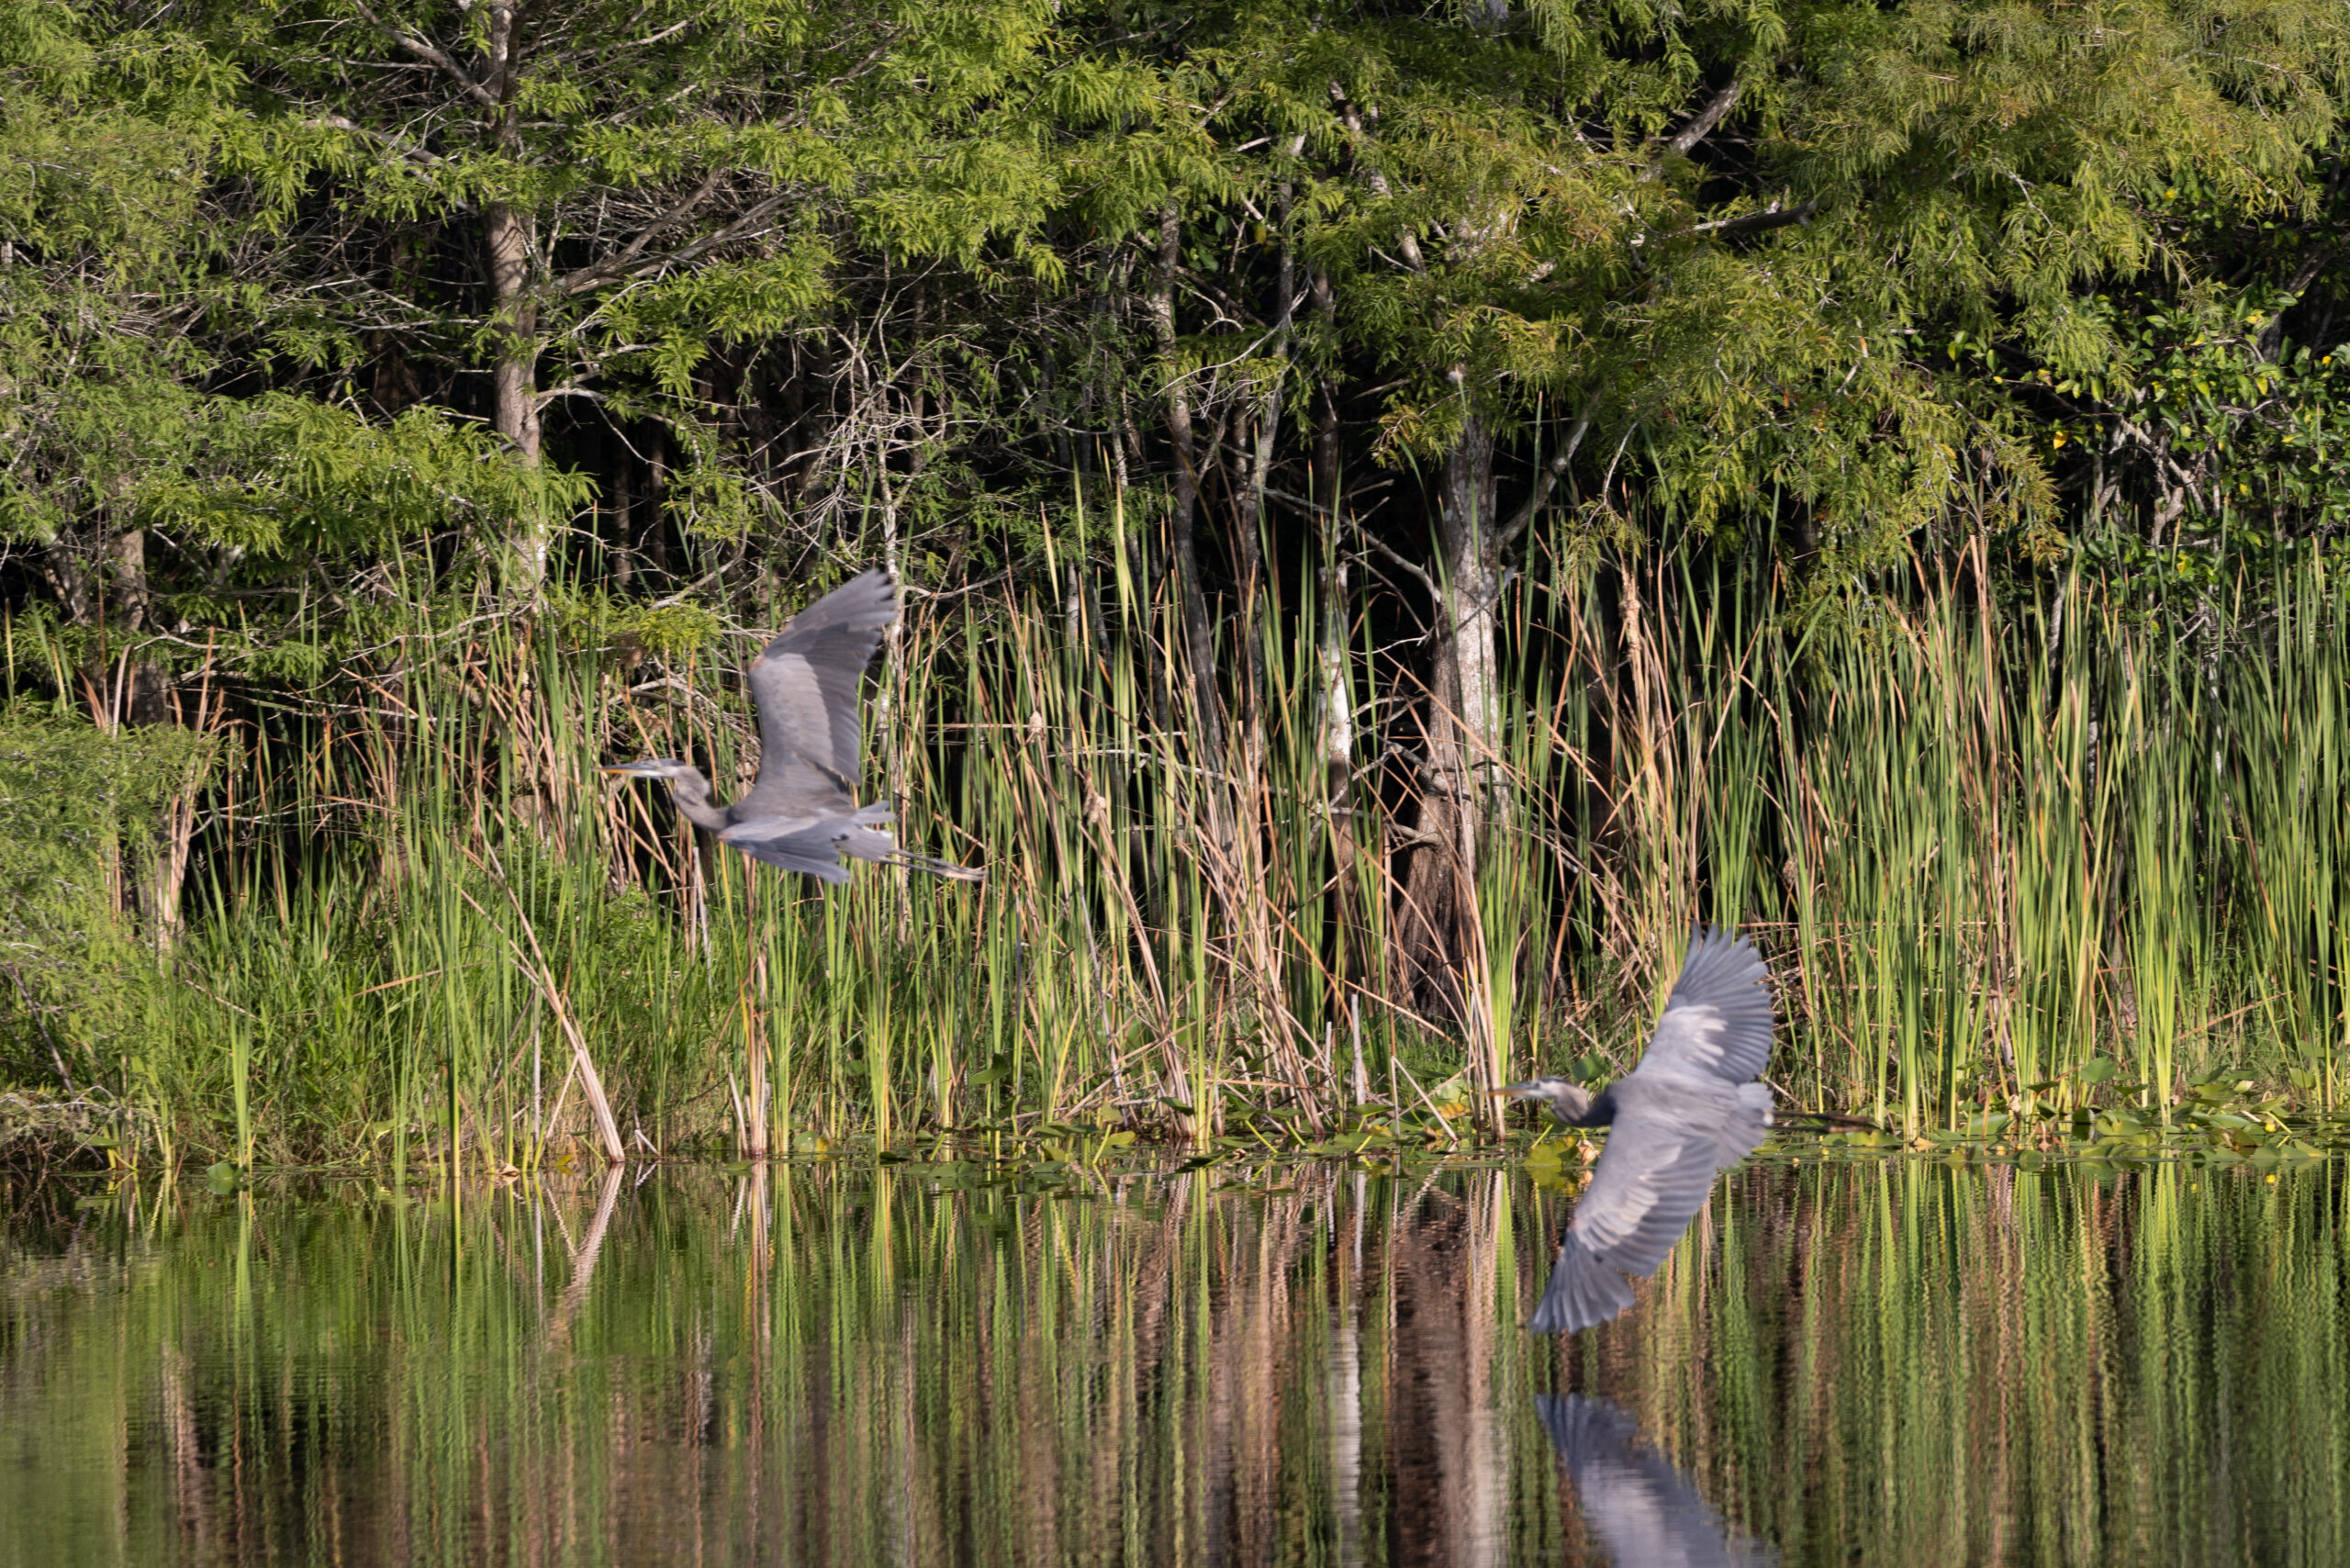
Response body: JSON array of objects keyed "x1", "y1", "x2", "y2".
[
  {"x1": 4, "y1": 1160, "x2": 2347, "y2": 1565},
  {"x1": 0, "y1": 1165, "x2": 1539, "y2": 1565},
  {"x1": 1582, "y1": 1159, "x2": 2350, "y2": 1567}
]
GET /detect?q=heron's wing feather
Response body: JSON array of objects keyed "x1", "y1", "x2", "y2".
[
  {"x1": 733, "y1": 835, "x2": 855, "y2": 884},
  {"x1": 722, "y1": 809, "x2": 890, "y2": 844},
  {"x1": 1536, "y1": 1394, "x2": 1777, "y2": 1566},
  {"x1": 1531, "y1": 1085, "x2": 1769, "y2": 1331},
  {"x1": 741, "y1": 571, "x2": 897, "y2": 820},
  {"x1": 724, "y1": 802, "x2": 899, "y2": 884},
  {"x1": 1565, "y1": 1095, "x2": 1738, "y2": 1279},
  {"x1": 1528, "y1": 927, "x2": 1774, "y2": 1337},
  {"x1": 1725, "y1": 1081, "x2": 1774, "y2": 1164},
  {"x1": 1633, "y1": 926, "x2": 1774, "y2": 1085},
  {"x1": 1528, "y1": 1235, "x2": 1638, "y2": 1333}
]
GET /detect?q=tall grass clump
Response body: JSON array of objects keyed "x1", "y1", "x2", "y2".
[{"x1": 4, "y1": 513, "x2": 2350, "y2": 1162}]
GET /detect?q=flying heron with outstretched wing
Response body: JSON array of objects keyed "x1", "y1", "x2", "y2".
[
  {"x1": 1495, "y1": 926, "x2": 1774, "y2": 1333},
  {"x1": 601, "y1": 571, "x2": 982, "y2": 885}
]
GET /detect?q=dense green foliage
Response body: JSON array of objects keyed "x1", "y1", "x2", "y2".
[{"x1": 4, "y1": 0, "x2": 2350, "y2": 1160}]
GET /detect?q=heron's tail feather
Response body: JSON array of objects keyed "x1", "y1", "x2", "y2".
[
  {"x1": 1529, "y1": 1236, "x2": 1637, "y2": 1335},
  {"x1": 834, "y1": 826, "x2": 899, "y2": 862}
]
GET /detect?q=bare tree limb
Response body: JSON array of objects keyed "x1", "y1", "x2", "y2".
[
  {"x1": 556, "y1": 166, "x2": 731, "y2": 293},
  {"x1": 1646, "y1": 79, "x2": 1743, "y2": 180},
  {"x1": 1502, "y1": 404, "x2": 1595, "y2": 549},
  {"x1": 1663, "y1": 198, "x2": 1818, "y2": 243},
  {"x1": 348, "y1": 0, "x2": 501, "y2": 109},
  {"x1": 305, "y1": 114, "x2": 446, "y2": 164},
  {"x1": 1333, "y1": 87, "x2": 1426, "y2": 273},
  {"x1": 560, "y1": 188, "x2": 794, "y2": 295},
  {"x1": 2256, "y1": 243, "x2": 2337, "y2": 362},
  {"x1": 1358, "y1": 525, "x2": 1438, "y2": 596}
]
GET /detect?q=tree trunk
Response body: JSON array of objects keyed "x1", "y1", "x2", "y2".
[
  {"x1": 1306, "y1": 263, "x2": 1367, "y2": 1025},
  {"x1": 1151, "y1": 205, "x2": 1225, "y2": 761},
  {"x1": 1233, "y1": 180, "x2": 1294, "y2": 791},
  {"x1": 41, "y1": 532, "x2": 95, "y2": 628},
  {"x1": 486, "y1": 199, "x2": 547, "y2": 588},
  {"x1": 1401, "y1": 409, "x2": 1505, "y2": 1016},
  {"x1": 1311, "y1": 270, "x2": 1343, "y2": 521},
  {"x1": 1404, "y1": 410, "x2": 1510, "y2": 1123},
  {"x1": 1319, "y1": 546, "x2": 1365, "y2": 1027},
  {"x1": 55, "y1": 525, "x2": 204, "y2": 945},
  {"x1": 609, "y1": 450, "x2": 634, "y2": 590}
]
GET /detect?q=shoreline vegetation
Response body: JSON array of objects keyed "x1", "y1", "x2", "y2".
[
  {"x1": 6, "y1": 3, "x2": 2350, "y2": 1171},
  {"x1": 5, "y1": 541, "x2": 2349, "y2": 1173}
]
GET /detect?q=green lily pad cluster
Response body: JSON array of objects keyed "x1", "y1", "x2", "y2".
[
  {"x1": 1794, "y1": 1073, "x2": 2340, "y2": 1170},
  {"x1": 1300, "y1": 1118, "x2": 1448, "y2": 1159},
  {"x1": 1518, "y1": 1137, "x2": 1595, "y2": 1192}
]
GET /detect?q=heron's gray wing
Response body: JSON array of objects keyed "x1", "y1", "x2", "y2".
[
  {"x1": 722, "y1": 803, "x2": 898, "y2": 884},
  {"x1": 1565, "y1": 1095, "x2": 1731, "y2": 1277},
  {"x1": 733, "y1": 834, "x2": 855, "y2": 884},
  {"x1": 1530, "y1": 1236, "x2": 1637, "y2": 1333},
  {"x1": 740, "y1": 571, "x2": 898, "y2": 820},
  {"x1": 1536, "y1": 1394, "x2": 1775, "y2": 1567},
  {"x1": 1529, "y1": 1088, "x2": 1762, "y2": 1333},
  {"x1": 1634, "y1": 926, "x2": 1774, "y2": 1086}
]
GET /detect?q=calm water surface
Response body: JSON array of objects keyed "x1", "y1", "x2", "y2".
[{"x1": 4, "y1": 1154, "x2": 2348, "y2": 1566}]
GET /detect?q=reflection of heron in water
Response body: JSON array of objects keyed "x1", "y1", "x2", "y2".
[
  {"x1": 1536, "y1": 1394, "x2": 1775, "y2": 1566},
  {"x1": 1494, "y1": 927, "x2": 1774, "y2": 1333},
  {"x1": 602, "y1": 571, "x2": 982, "y2": 884}
]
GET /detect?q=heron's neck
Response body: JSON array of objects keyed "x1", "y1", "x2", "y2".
[
  {"x1": 666, "y1": 770, "x2": 733, "y2": 833},
  {"x1": 1560, "y1": 1085, "x2": 1613, "y2": 1127}
]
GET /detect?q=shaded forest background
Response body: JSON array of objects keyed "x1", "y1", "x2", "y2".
[{"x1": 6, "y1": 0, "x2": 2350, "y2": 1162}]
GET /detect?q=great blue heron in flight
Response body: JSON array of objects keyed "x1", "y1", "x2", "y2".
[
  {"x1": 1495, "y1": 926, "x2": 1773, "y2": 1333},
  {"x1": 1535, "y1": 1393, "x2": 1775, "y2": 1566},
  {"x1": 601, "y1": 571, "x2": 983, "y2": 884}
]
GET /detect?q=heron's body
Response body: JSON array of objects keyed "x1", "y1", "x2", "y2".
[
  {"x1": 603, "y1": 572, "x2": 981, "y2": 885},
  {"x1": 1497, "y1": 926, "x2": 1774, "y2": 1333}
]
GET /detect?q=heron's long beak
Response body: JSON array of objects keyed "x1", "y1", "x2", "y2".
[{"x1": 1490, "y1": 1082, "x2": 1539, "y2": 1098}]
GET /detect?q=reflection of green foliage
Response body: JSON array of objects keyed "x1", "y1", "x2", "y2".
[
  {"x1": 0, "y1": 714, "x2": 216, "y2": 1090},
  {"x1": 11, "y1": 1165, "x2": 2350, "y2": 1562}
]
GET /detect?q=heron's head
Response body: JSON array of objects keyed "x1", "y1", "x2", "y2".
[
  {"x1": 599, "y1": 757, "x2": 715, "y2": 804},
  {"x1": 1490, "y1": 1076, "x2": 1595, "y2": 1126},
  {"x1": 599, "y1": 757, "x2": 697, "y2": 781}
]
